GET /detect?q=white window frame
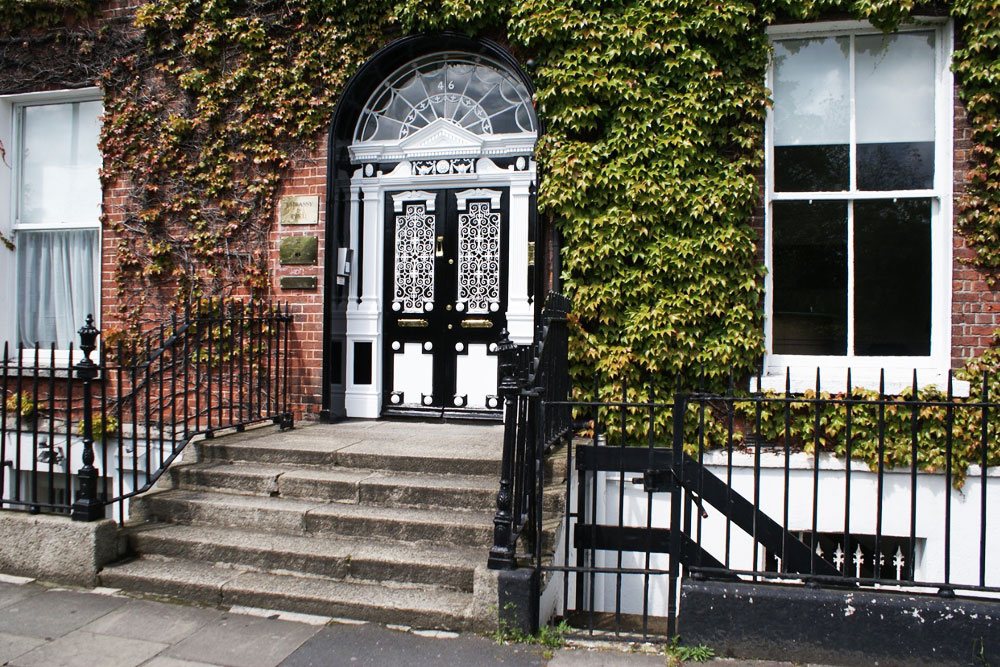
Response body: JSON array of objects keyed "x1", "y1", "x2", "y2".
[
  {"x1": 762, "y1": 20, "x2": 959, "y2": 395},
  {"x1": 0, "y1": 88, "x2": 103, "y2": 365}
]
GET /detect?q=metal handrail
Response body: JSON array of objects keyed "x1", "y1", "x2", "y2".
[{"x1": 0, "y1": 299, "x2": 294, "y2": 522}]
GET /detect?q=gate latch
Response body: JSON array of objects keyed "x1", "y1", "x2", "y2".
[
  {"x1": 629, "y1": 469, "x2": 672, "y2": 493},
  {"x1": 628, "y1": 470, "x2": 710, "y2": 518}
]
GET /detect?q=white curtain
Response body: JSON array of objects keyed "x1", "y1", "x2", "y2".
[{"x1": 16, "y1": 229, "x2": 99, "y2": 349}]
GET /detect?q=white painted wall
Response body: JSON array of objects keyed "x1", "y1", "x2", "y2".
[
  {"x1": 2, "y1": 428, "x2": 168, "y2": 524},
  {"x1": 544, "y1": 450, "x2": 1000, "y2": 620}
]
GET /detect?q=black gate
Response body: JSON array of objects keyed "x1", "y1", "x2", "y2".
[
  {"x1": 541, "y1": 394, "x2": 837, "y2": 638},
  {"x1": 488, "y1": 306, "x2": 1000, "y2": 640}
]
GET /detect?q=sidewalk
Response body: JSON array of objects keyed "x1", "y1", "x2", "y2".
[{"x1": 0, "y1": 576, "x2": 800, "y2": 667}]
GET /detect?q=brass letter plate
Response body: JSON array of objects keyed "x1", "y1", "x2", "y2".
[
  {"x1": 398, "y1": 319, "x2": 429, "y2": 328},
  {"x1": 461, "y1": 319, "x2": 493, "y2": 329}
]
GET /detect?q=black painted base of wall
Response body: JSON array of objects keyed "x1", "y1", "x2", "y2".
[
  {"x1": 498, "y1": 567, "x2": 539, "y2": 635},
  {"x1": 680, "y1": 580, "x2": 997, "y2": 666}
]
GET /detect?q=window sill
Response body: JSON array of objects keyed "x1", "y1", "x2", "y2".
[{"x1": 753, "y1": 368, "x2": 970, "y2": 398}]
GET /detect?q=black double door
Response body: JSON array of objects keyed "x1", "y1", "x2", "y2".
[{"x1": 383, "y1": 187, "x2": 508, "y2": 417}]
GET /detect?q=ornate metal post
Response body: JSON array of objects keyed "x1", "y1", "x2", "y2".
[
  {"x1": 488, "y1": 329, "x2": 519, "y2": 570},
  {"x1": 72, "y1": 315, "x2": 103, "y2": 522}
]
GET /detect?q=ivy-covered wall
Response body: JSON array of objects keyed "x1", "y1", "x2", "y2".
[{"x1": 1, "y1": 0, "x2": 999, "y2": 425}]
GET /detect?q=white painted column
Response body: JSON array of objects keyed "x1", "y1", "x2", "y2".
[
  {"x1": 506, "y1": 170, "x2": 534, "y2": 344},
  {"x1": 345, "y1": 180, "x2": 383, "y2": 418},
  {"x1": 348, "y1": 186, "x2": 361, "y2": 307}
]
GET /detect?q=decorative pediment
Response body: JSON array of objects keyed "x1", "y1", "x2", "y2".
[
  {"x1": 390, "y1": 190, "x2": 437, "y2": 213},
  {"x1": 398, "y1": 119, "x2": 485, "y2": 156},
  {"x1": 455, "y1": 188, "x2": 503, "y2": 210}
]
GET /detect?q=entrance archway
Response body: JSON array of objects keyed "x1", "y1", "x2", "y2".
[{"x1": 322, "y1": 35, "x2": 541, "y2": 420}]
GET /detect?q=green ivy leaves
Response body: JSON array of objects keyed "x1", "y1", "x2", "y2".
[{"x1": 3, "y1": 0, "x2": 999, "y2": 478}]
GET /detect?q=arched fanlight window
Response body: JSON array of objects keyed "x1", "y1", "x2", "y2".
[{"x1": 354, "y1": 52, "x2": 537, "y2": 144}]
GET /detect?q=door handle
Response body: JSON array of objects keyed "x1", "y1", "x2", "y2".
[{"x1": 436, "y1": 236, "x2": 444, "y2": 257}]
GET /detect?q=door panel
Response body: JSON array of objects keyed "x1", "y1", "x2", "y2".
[{"x1": 383, "y1": 188, "x2": 507, "y2": 416}]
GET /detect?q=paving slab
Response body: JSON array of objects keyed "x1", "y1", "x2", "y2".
[
  {"x1": 175, "y1": 462, "x2": 284, "y2": 496},
  {"x1": 0, "y1": 588, "x2": 127, "y2": 639},
  {"x1": 358, "y1": 471, "x2": 496, "y2": 510},
  {"x1": 143, "y1": 490, "x2": 327, "y2": 534},
  {"x1": 219, "y1": 570, "x2": 473, "y2": 631},
  {"x1": 10, "y1": 629, "x2": 167, "y2": 667},
  {"x1": 303, "y1": 497, "x2": 492, "y2": 545},
  {"x1": 276, "y1": 467, "x2": 371, "y2": 501},
  {"x1": 0, "y1": 581, "x2": 44, "y2": 611},
  {"x1": 547, "y1": 649, "x2": 665, "y2": 666},
  {"x1": 100, "y1": 557, "x2": 242, "y2": 606},
  {"x1": 142, "y1": 658, "x2": 219, "y2": 667},
  {"x1": 80, "y1": 598, "x2": 222, "y2": 644},
  {"x1": 277, "y1": 622, "x2": 544, "y2": 667},
  {"x1": 131, "y1": 523, "x2": 479, "y2": 589},
  {"x1": 0, "y1": 631, "x2": 47, "y2": 664},
  {"x1": 164, "y1": 613, "x2": 320, "y2": 667}
]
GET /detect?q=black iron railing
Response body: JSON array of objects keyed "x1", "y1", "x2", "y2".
[
  {"x1": 536, "y1": 369, "x2": 1000, "y2": 639},
  {"x1": 488, "y1": 292, "x2": 573, "y2": 570},
  {"x1": 0, "y1": 299, "x2": 294, "y2": 522}
]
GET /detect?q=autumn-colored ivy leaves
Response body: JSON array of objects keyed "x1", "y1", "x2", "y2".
[
  {"x1": 4, "y1": 0, "x2": 999, "y2": 418},
  {"x1": 97, "y1": 0, "x2": 393, "y2": 328}
]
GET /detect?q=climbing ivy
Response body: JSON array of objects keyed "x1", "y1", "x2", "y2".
[
  {"x1": 0, "y1": 0, "x2": 90, "y2": 32},
  {"x1": 95, "y1": 0, "x2": 394, "y2": 332},
  {"x1": 952, "y1": 0, "x2": 1000, "y2": 280},
  {"x1": 2, "y1": 0, "x2": 1000, "y2": 480}
]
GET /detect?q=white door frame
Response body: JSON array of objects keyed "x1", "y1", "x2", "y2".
[{"x1": 342, "y1": 155, "x2": 536, "y2": 418}]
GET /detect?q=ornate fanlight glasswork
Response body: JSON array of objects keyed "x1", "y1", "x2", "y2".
[{"x1": 354, "y1": 53, "x2": 536, "y2": 144}]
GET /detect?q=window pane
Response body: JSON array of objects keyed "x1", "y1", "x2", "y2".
[
  {"x1": 19, "y1": 100, "x2": 103, "y2": 225},
  {"x1": 773, "y1": 37, "x2": 850, "y2": 192},
  {"x1": 16, "y1": 229, "x2": 100, "y2": 349},
  {"x1": 854, "y1": 199, "x2": 931, "y2": 356},
  {"x1": 354, "y1": 54, "x2": 536, "y2": 142},
  {"x1": 772, "y1": 201, "x2": 848, "y2": 355},
  {"x1": 857, "y1": 142, "x2": 934, "y2": 190},
  {"x1": 774, "y1": 145, "x2": 849, "y2": 192},
  {"x1": 856, "y1": 32, "x2": 935, "y2": 190}
]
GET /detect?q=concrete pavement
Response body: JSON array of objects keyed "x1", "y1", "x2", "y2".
[{"x1": 0, "y1": 575, "x2": 805, "y2": 667}]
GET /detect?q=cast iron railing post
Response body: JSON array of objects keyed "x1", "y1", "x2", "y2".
[
  {"x1": 72, "y1": 315, "x2": 103, "y2": 522},
  {"x1": 666, "y1": 392, "x2": 688, "y2": 635},
  {"x1": 488, "y1": 329, "x2": 519, "y2": 570}
]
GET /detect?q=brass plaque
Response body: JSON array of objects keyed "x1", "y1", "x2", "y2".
[
  {"x1": 279, "y1": 276, "x2": 317, "y2": 290},
  {"x1": 398, "y1": 319, "x2": 429, "y2": 328},
  {"x1": 279, "y1": 236, "x2": 318, "y2": 265},
  {"x1": 279, "y1": 195, "x2": 319, "y2": 226},
  {"x1": 461, "y1": 319, "x2": 493, "y2": 329}
]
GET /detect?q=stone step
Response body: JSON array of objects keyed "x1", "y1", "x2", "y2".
[
  {"x1": 194, "y1": 421, "x2": 503, "y2": 477},
  {"x1": 172, "y1": 461, "x2": 499, "y2": 512},
  {"x1": 132, "y1": 489, "x2": 494, "y2": 547},
  {"x1": 99, "y1": 556, "x2": 477, "y2": 631},
  {"x1": 128, "y1": 523, "x2": 481, "y2": 591}
]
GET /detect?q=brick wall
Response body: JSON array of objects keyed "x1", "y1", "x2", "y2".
[
  {"x1": 80, "y1": 10, "x2": 1000, "y2": 421},
  {"x1": 269, "y1": 138, "x2": 329, "y2": 420},
  {"x1": 950, "y1": 88, "x2": 999, "y2": 368}
]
